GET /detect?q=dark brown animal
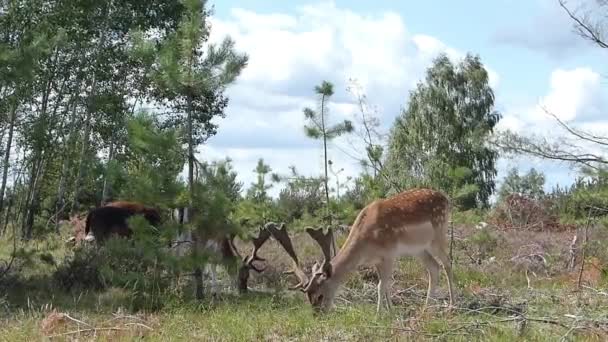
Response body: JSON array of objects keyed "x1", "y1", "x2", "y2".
[
  {"x1": 105, "y1": 201, "x2": 161, "y2": 224},
  {"x1": 84, "y1": 201, "x2": 161, "y2": 244}
]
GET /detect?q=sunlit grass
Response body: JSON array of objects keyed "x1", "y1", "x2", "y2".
[{"x1": 2, "y1": 222, "x2": 608, "y2": 341}]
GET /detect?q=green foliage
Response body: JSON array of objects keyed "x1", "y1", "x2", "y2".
[
  {"x1": 469, "y1": 227, "x2": 499, "y2": 261},
  {"x1": 246, "y1": 158, "x2": 274, "y2": 203},
  {"x1": 52, "y1": 246, "x2": 105, "y2": 292},
  {"x1": 451, "y1": 209, "x2": 487, "y2": 226},
  {"x1": 110, "y1": 111, "x2": 185, "y2": 208},
  {"x1": 498, "y1": 167, "x2": 546, "y2": 202},
  {"x1": 303, "y1": 80, "x2": 354, "y2": 224},
  {"x1": 151, "y1": 0, "x2": 248, "y2": 145},
  {"x1": 54, "y1": 216, "x2": 178, "y2": 311},
  {"x1": 185, "y1": 158, "x2": 243, "y2": 240},
  {"x1": 342, "y1": 174, "x2": 387, "y2": 210},
  {"x1": 236, "y1": 158, "x2": 281, "y2": 229},
  {"x1": 274, "y1": 166, "x2": 325, "y2": 225},
  {"x1": 547, "y1": 168, "x2": 608, "y2": 221},
  {"x1": 386, "y1": 53, "x2": 501, "y2": 209}
]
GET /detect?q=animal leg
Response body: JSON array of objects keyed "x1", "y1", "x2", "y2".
[
  {"x1": 417, "y1": 251, "x2": 440, "y2": 310},
  {"x1": 209, "y1": 263, "x2": 218, "y2": 295},
  {"x1": 375, "y1": 258, "x2": 394, "y2": 313},
  {"x1": 429, "y1": 244, "x2": 456, "y2": 307}
]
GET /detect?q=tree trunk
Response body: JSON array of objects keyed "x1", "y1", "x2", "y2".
[
  {"x1": 319, "y1": 95, "x2": 337, "y2": 257},
  {"x1": 186, "y1": 94, "x2": 205, "y2": 300},
  {"x1": 21, "y1": 155, "x2": 41, "y2": 240},
  {"x1": 100, "y1": 130, "x2": 116, "y2": 205},
  {"x1": 54, "y1": 78, "x2": 83, "y2": 231},
  {"x1": 71, "y1": 22, "x2": 107, "y2": 213},
  {"x1": 70, "y1": 85, "x2": 95, "y2": 213},
  {"x1": 320, "y1": 94, "x2": 330, "y2": 225},
  {"x1": 0, "y1": 103, "x2": 18, "y2": 217},
  {"x1": 1, "y1": 149, "x2": 25, "y2": 235},
  {"x1": 54, "y1": 108, "x2": 78, "y2": 231}
]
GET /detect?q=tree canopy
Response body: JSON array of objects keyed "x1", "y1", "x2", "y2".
[{"x1": 385, "y1": 53, "x2": 501, "y2": 209}]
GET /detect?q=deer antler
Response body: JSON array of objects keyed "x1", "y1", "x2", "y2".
[
  {"x1": 244, "y1": 227, "x2": 271, "y2": 273},
  {"x1": 266, "y1": 222, "x2": 310, "y2": 291},
  {"x1": 304, "y1": 226, "x2": 334, "y2": 287}
]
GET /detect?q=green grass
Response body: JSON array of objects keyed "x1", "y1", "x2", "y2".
[{"x1": 2, "y1": 221, "x2": 608, "y2": 341}]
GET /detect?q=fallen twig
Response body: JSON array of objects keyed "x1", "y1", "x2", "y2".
[
  {"x1": 124, "y1": 322, "x2": 154, "y2": 331},
  {"x1": 63, "y1": 313, "x2": 93, "y2": 328},
  {"x1": 47, "y1": 327, "x2": 128, "y2": 338}
]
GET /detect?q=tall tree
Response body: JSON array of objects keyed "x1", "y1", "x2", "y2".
[
  {"x1": 303, "y1": 80, "x2": 353, "y2": 225},
  {"x1": 247, "y1": 158, "x2": 273, "y2": 203},
  {"x1": 151, "y1": 0, "x2": 247, "y2": 299},
  {"x1": 498, "y1": 167, "x2": 546, "y2": 202},
  {"x1": 386, "y1": 53, "x2": 501, "y2": 209}
]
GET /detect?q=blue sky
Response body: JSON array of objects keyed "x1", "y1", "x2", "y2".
[{"x1": 197, "y1": 0, "x2": 607, "y2": 198}]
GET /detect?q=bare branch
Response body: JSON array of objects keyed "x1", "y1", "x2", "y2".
[
  {"x1": 492, "y1": 130, "x2": 607, "y2": 170},
  {"x1": 559, "y1": 0, "x2": 608, "y2": 49},
  {"x1": 543, "y1": 107, "x2": 608, "y2": 147}
]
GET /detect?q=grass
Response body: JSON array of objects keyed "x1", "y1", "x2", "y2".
[{"x1": 1, "y1": 219, "x2": 608, "y2": 341}]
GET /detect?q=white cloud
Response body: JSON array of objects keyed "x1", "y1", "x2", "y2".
[
  {"x1": 499, "y1": 67, "x2": 605, "y2": 135},
  {"x1": 536, "y1": 67, "x2": 602, "y2": 122},
  {"x1": 495, "y1": 66, "x2": 608, "y2": 190},
  {"x1": 193, "y1": 2, "x2": 608, "y2": 200},
  {"x1": 202, "y1": 1, "x2": 476, "y2": 194}
]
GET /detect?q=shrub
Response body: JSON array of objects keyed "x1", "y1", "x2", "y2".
[
  {"x1": 469, "y1": 227, "x2": 499, "y2": 262},
  {"x1": 53, "y1": 246, "x2": 105, "y2": 292}
]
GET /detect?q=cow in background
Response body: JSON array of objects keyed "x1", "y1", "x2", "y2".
[
  {"x1": 83, "y1": 201, "x2": 162, "y2": 244},
  {"x1": 63, "y1": 212, "x2": 88, "y2": 245}
]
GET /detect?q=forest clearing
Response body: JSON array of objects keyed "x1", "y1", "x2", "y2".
[{"x1": 1, "y1": 0, "x2": 608, "y2": 341}]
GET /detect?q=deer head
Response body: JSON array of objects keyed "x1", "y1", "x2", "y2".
[{"x1": 266, "y1": 222, "x2": 336, "y2": 311}]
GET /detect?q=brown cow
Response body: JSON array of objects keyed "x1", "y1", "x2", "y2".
[
  {"x1": 83, "y1": 201, "x2": 161, "y2": 244},
  {"x1": 105, "y1": 201, "x2": 162, "y2": 224}
]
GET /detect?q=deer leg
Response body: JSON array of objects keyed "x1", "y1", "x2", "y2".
[
  {"x1": 209, "y1": 263, "x2": 218, "y2": 295},
  {"x1": 429, "y1": 245, "x2": 456, "y2": 307},
  {"x1": 375, "y1": 258, "x2": 394, "y2": 313},
  {"x1": 417, "y1": 251, "x2": 440, "y2": 309},
  {"x1": 194, "y1": 266, "x2": 204, "y2": 300}
]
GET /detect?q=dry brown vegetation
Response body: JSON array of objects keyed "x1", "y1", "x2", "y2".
[{"x1": 2, "y1": 215, "x2": 608, "y2": 341}]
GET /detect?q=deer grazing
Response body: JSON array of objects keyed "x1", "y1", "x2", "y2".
[
  {"x1": 268, "y1": 188, "x2": 455, "y2": 313},
  {"x1": 171, "y1": 208, "x2": 270, "y2": 296}
]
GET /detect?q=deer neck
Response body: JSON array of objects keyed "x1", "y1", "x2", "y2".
[{"x1": 327, "y1": 236, "x2": 366, "y2": 286}]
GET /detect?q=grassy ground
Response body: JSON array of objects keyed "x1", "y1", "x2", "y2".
[{"x1": 1, "y1": 217, "x2": 608, "y2": 341}]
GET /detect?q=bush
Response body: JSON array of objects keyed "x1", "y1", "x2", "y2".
[
  {"x1": 53, "y1": 246, "x2": 105, "y2": 292},
  {"x1": 489, "y1": 193, "x2": 573, "y2": 232},
  {"x1": 52, "y1": 215, "x2": 186, "y2": 311},
  {"x1": 469, "y1": 227, "x2": 499, "y2": 262}
]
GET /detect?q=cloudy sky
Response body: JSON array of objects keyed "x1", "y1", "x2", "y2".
[{"x1": 197, "y1": 0, "x2": 607, "y2": 197}]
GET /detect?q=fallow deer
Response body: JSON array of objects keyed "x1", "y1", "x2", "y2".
[
  {"x1": 268, "y1": 188, "x2": 456, "y2": 313},
  {"x1": 171, "y1": 208, "x2": 270, "y2": 296}
]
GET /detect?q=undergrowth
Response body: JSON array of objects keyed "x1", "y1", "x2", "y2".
[{"x1": 1, "y1": 219, "x2": 608, "y2": 341}]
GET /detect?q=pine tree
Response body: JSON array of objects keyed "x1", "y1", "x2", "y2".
[{"x1": 303, "y1": 81, "x2": 353, "y2": 226}]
